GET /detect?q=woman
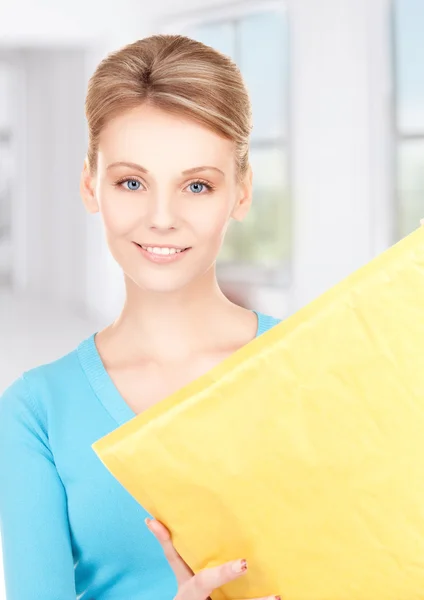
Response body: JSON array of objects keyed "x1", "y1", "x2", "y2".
[{"x1": 0, "y1": 34, "x2": 282, "y2": 600}]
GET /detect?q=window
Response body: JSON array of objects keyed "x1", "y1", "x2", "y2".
[
  {"x1": 160, "y1": 4, "x2": 290, "y2": 288},
  {"x1": 393, "y1": 0, "x2": 424, "y2": 238}
]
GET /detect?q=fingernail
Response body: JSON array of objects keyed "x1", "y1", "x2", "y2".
[
  {"x1": 232, "y1": 559, "x2": 248, "y2": 573},
  {"x1": 145, "y1": 518, "x2": 151, "y2": 527}
]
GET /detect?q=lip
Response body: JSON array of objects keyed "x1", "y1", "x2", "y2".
[{"x1": 133, "y1": 242, "x2": 191, "y2": 264}]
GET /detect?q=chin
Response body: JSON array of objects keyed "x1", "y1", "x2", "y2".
[{"x1": 122, "y1": 251, "x2": 217, "y2": 294}]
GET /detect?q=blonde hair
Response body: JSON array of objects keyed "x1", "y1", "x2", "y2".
[{"x1": 84, "y1": 34, "x2": 253, "y2": 184}]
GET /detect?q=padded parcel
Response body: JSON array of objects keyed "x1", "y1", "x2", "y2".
[{"x1": 92, "y1": 227, "x2": 424, "y2": 600}]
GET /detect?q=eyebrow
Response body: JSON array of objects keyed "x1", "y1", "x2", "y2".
[{"x1": 106, "y1": 161, "x2": 225, "y2": 177}]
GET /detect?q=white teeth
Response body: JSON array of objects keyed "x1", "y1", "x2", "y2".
[{"x1": 141, "y1": 245, "x2": 184, "y2": 255}]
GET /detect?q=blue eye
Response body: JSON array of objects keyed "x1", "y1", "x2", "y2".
[
  {"x1": 123, "y1": 179, "x2": 141, "y2": 191},
  {"x1": 190, "y1": 182, "x2": 204, "y2": 194},
  {"x1": 188, "y1": 180, "x2": 214, "y2": 194}
]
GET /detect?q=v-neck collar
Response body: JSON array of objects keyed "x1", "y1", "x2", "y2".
[{"x1": 77, "y1": 309, "x2": 264, "y2": 427}]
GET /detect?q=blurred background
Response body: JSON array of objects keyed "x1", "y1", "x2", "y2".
[
  {"x1": 0, "y1": 0, "x2": 423, "y2": 393},
  {"x1": 1, "y1": 0, "x2": 424, "y2": 594}
]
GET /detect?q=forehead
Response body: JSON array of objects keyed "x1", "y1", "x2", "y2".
[{"x1": 98, "y1": 104, "x2": 235, "y2": 174}]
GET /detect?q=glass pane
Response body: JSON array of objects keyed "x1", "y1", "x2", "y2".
[
  {"x1": 185, "y1": 21, "x2": 236, "y2": 60},
  {"x1": 238, "y1": 10, "x2": 288, "y2": 141},
  {"x1": 397, "y1": 140, "x2": 424, "y2": 237},
  {"x1": 218, "y1": 146, "x2": 290, "y2": 268},
  {"x1": 394, "y1": 0, "x2": 424, "y2": 133}
]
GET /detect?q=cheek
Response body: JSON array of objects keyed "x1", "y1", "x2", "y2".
[
  {"x1": 190, "y1": 197, "x2": 233, "y2": 242},
  {"x1": 100, "y1": 195, "x2": 141, "y2": 237}
]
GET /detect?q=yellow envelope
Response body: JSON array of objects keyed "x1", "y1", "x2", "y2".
[{"x1": 92, "y1": 226, "x2": 424, "y2": 600}]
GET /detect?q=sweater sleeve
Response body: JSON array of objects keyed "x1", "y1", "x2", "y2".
[{"x1": 0, "y1": 375, "x2": 76, "y2": 599}]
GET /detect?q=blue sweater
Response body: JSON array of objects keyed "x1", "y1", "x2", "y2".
[{"x1": 0, "y1": 311, "x2": 280, "y2": 599}]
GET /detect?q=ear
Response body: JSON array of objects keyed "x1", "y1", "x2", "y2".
[
  {"x1": 231, "y1": 164, "x2": 253, "y2": 222},
  {"x1": 80, "y1": 157, "x2": 99, "y2": 214}
]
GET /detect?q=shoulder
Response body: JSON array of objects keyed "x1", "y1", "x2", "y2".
[
  {"x1": 0, "y1": 374, "x2": 49, "y2": 451},
  {"x1": 0, "y1": 335, "x2": 91, "y2": 430},
  {"x1": 255, "y1": 310, "x2": 282, "y2": 336}
]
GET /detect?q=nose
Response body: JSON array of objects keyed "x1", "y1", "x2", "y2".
[{"x1": 147, "y1": 194, "x2": 178, "y2": 231}]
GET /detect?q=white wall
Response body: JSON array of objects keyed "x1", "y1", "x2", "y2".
[
  {"x1": 8, "y1": 48, "x2": 88, "y2": 312},
  {"x1": 0, "y1": 60, "x2": 13, "y2": 284},
  {"x1": 289, "y1": 0, "x2": 393, "y2": 310},
  {"x1": 0, "y1": 1, "x2": 142, "y2": 46}
]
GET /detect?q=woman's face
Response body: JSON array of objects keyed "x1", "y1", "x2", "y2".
[{"x1": 81, "y1": 103, "x2": 252, "y2": 293}]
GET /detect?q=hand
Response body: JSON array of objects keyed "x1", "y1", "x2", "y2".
[{"x1": 145, "y1": 518, "x2": 280, "y2": 600}]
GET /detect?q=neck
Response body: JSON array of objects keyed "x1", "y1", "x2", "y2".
[{"x1": 109, "y1": 266, "x2": 250, "y2": 360}]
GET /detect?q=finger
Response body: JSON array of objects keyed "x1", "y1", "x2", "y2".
[
  {"x1": 178, "y1": 559, "x2": 248, "y2": 599},
  {"x1": 421, "y1": 218, "x2": 424, "y2": 225},
  {"x1": 145, "y1": 518, "x2": 193, "y2": 584}
]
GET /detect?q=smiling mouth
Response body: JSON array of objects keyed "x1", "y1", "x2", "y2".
[{"x1": 134, "y1": 243, "x2": 191, "y2": 256}]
